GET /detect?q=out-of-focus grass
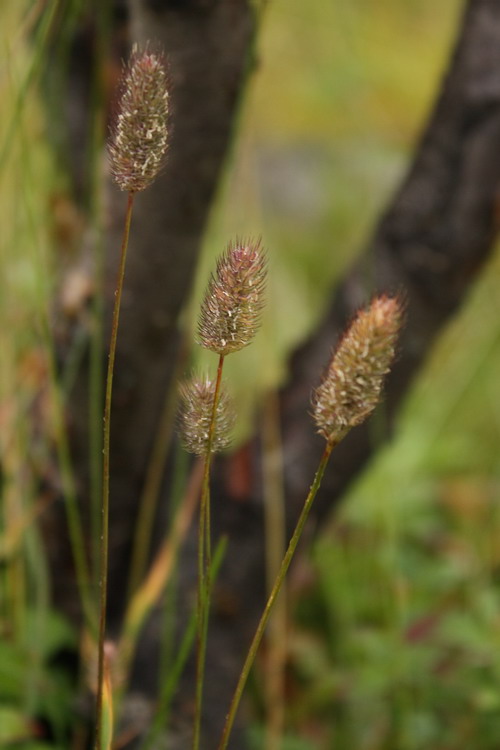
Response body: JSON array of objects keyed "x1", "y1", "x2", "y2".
[
  {"x1": 0, "y1": 3, "x2": 85, "y2": 745},
  {"x1": 0, "y1": 0, "x2": 56, "y2": 598}
]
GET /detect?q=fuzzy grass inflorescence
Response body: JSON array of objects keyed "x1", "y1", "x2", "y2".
[
  {"x1": 183, "y1": 238, "x2": 266, "y2": 750},
  {"x1": 218, "y1": 295, "x2": 403, "y2": 750},
  {"x1": 198, "y1": 239, "x2": 267, "y2": 355},
  {"x1": 96, "y1": 41, "x2": 170, "y2": 750},
  {"x1": 178, "y1": 374, "x2": 235, "y2": 456},
  {"x1": 108, "y1": 44, "x2": 169, "y2": 193},
  {"x1": 313, "y1": 294, "x2": 402, "y2": 443}
]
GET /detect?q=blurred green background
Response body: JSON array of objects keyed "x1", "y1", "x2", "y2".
[
  {"x1": 202, "y1": 1, "x2": 500, "y2": 747},
  {"x1": 4, "y1": 0, "x2": 500, "y2": 748}
]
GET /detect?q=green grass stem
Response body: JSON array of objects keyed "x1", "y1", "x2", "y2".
[
  {"x1": 261, "y1": 391, "x2": 286, "y2": 750},
  {"x1": 143, "y1": 538, "x2": 227, "y2": 750},
  {"x1": 87, "y1": 6, "x2": 111, "y2": 589},
  {"x1": 193, "y1": 352, "x2": 225, "y2": 750},
  {"x1": 127, "y1": 336, "x2": 189, "y2": 600},
  {"x1": 95, "y1": 190, "x2": 135, "y2": 750},
  {"x1": 218, "y1": 438, "x2": 336, "y2": 750}
]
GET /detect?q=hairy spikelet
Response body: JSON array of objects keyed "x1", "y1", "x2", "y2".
[
  {"x1": 198, "y1": 240, "x2": 267, "y2": 355},
  {"x1": 313, "y1": 295, "x2": 402, "y2": 443},
  {"x1": 109, "y1": 44, "x2": 169, "y2": 192},
  {"x1": 178, "y1": 375, "x2": 235, "y2": 456}
]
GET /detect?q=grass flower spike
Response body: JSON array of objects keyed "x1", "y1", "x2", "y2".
[
  {"x1": 178, "y1": 375, "x2": 235, "y2": 456},
  {"x1": 198, "y1": 239, "x2": 267, "y2": 355},
  {"x1": 313, "y1": 294, "x2": 402, "y2": 443},
  {"x1": 218, "y1": 295, "x2": 402, "y2": 749},
  {"x1": 180, "y1": 369, "x2": 236, "y2": 750},
  {"x1": 96, "y1": 42, "x2": 169, "y2": 750},
  {"x1": 109, "y1": 44, "x2": 169, "y2": 193},
  {"x1": 188, "y1": 239, "x2": 266, "y2": 750}
]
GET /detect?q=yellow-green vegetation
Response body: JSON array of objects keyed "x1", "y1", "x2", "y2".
[
  {"x1": 0, "y1": 3, "x2": 84, "y2": 746},
  {"x1": 0, "y1": 0, "x2": 57, "y2": 394}
]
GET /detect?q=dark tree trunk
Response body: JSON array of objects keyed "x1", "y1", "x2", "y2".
[
  {"x1": 281, "y1": 0, "x2": 500, "y2": 524},
  {"x1": 50, "y1": 0, "x2": 500, "y2": 747},
  {"x1": 52, "y1": 0, "x2": 256, "y2": 617},
  {"x1": 167, "y1": 0, "x2": 500, "y2": 746}
]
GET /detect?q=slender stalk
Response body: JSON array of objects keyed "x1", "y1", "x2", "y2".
[
  {"x1": 202, "y1": 354, "x2": 225, "y2": 570},
  {"x1": 117, "y1": 457, "x2": 203, "y2": 709},
  {"x1": 127, "y1": 335, "x2": 189, "y2": 599},
  {"x1": 87, "y1": 5, "x2": 110, "y2": 589},
  {"x1": 193, "y1": 353, "x2": 225, "y2": 750},
  {"x1": 218, "y1": 438, "x2": 337, "y2": 750},
  {"x1": 52, "y1": 377, "x2": 95, "y2": 630},
  {"x1": 94, "y1": 191, "x2": 135, "y2": 750},
  {"x1": 261, "y1": 392, "x2": 286, "y2": 750}
]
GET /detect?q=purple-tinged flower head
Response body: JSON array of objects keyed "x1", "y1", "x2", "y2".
[
  {"x1": 313, "y1": 295, "x2": 402, "y2": 444},
  {"x1": 108, "y1": 44, "x2": 169, "y2": 192},
  {"x1": 198, "y1": 239, "x2": 267, "y2": 356},
  {"x1": 178, "y1": 374, "x2": 235, "y2": 456}
]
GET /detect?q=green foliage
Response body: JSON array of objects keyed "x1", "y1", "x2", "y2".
[
  {"x1": 300, "y1": 490, "x2": 500, "y2": 749},
  {"x1": 248, "y1": 724, "x2": 320, "y2": 750},
  {"x1": 0, "y1": 609, "x2": 76, "y2": 747}
]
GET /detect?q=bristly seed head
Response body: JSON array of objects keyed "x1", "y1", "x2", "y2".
[
  {"x1": 108, "y1": 44, "x2": 169, "y2": 192},
  {"x1": 312, "y1": 295, "x2": 402, "y2": 443},
  {"x1": 178, "y1": 374, "x2": 235, "y2": 456},
  {"x1": 198, "y1": 239, "x2": 267, "y2": 355}
]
